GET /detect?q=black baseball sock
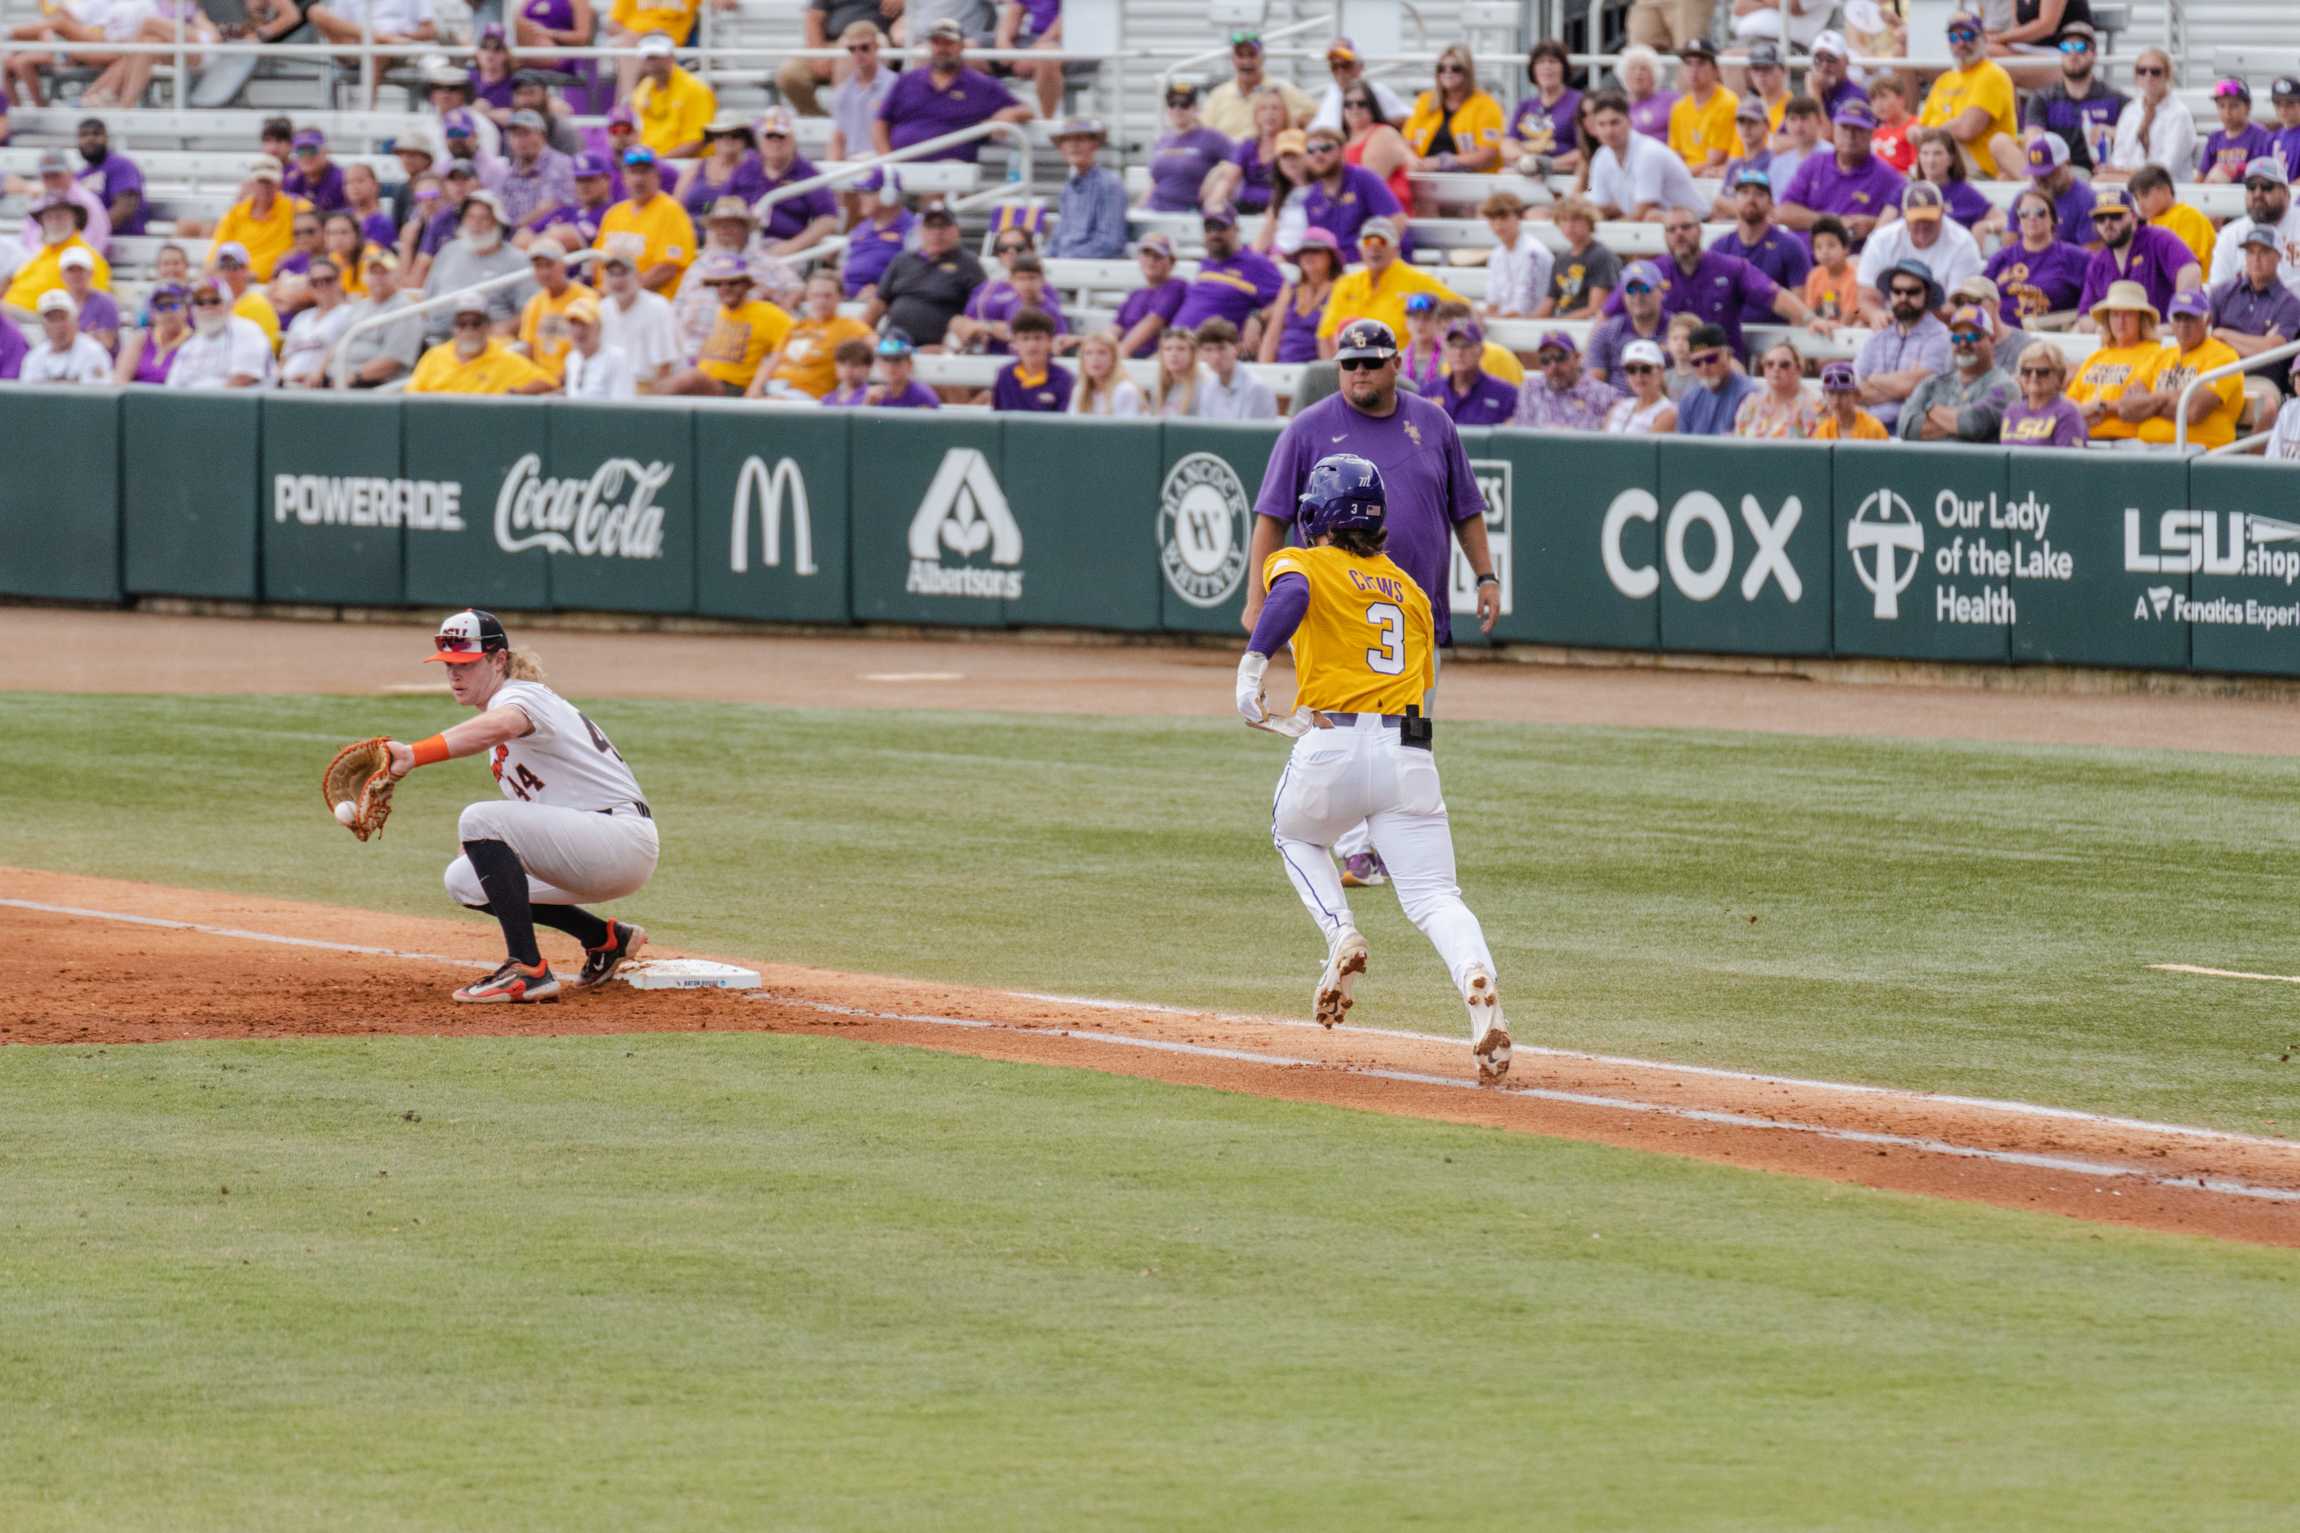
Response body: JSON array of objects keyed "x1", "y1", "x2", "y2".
[
  {"x1": 532, "y1": 904, "x2": 612, "y2": 950},
  {"x1": 461, "y1": 839, "x2": 541, "y2": 968}
]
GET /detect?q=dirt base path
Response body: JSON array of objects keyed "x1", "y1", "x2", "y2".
[
  {"x1": 9, "y1": 869, "x2": 2295, "y2": 1249},
  {"x1": 9, "y1": 608, "x2": 2300, "y2": 755}
]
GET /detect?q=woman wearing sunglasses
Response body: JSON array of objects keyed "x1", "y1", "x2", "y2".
[
  {"x1": 2099, "y1": 48, "x2": 2195, "y2": 183},
  {"x1": 1603, "y1": 339, "x2": 1677, "y2": 435},
  {"x1": 1983, "y1": 187, "x2": 2089, "y2": 329},
  {"x1": 1506, "y1": 39, "x2": 1582, "y2": 176},
  {"x1": 1734, "y1": 338, "x2": 1819, "y2": 438},
  {"x1": 2000, "y1": 341, "x2": 2090, "y2": 446},
  {"x1": 1403, "y1": 43, "x2": 1504, "y2": 174},
  {"x1": 1147, "y1": 81, "x2": 1237, "y2": 213},
  {"x1": 115, "y1": 280, "x2": 192, "y2": 385}
]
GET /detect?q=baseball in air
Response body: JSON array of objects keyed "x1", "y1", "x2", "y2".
[{"x1": 334, "y1": 800, "x2": 358, "y2": 825}]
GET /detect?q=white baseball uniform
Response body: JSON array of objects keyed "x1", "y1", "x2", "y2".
[{"x1": 442, "y1": 680, "x2": 660, "y2": 909}]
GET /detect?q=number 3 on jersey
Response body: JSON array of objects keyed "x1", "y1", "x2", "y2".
[{"x1": 1364, "y1": 602, "x2": 1405, "y2": 675}]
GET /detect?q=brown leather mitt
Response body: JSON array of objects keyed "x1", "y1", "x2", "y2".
[{"x1": 323, "y1": 737, "x2": 398, "y2": 842}]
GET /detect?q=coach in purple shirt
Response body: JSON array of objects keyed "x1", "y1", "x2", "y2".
[
  {"x1": 1602, "y1": 208, "x2": 1815, "y2": 360},
  {"x1": 2075, "y1": 185, "x2": 2202, "y2": 329},
  {"x1": 1244, "y1": 320, "x2": 1499, "y2": 649},
  {"x1": 1170, "y1": 206, "x2": 1284, "y2": 338},
  {"x1": 1296, "y1": 122, "x2": 1404, "y2": 263},
  {"x1": 1712, "y1": 168, "x2": 1812, "y2": 324},
  {"x1": 1779, "y1": 101, "x2": 1905, "y2": 248},
  {"x1": 874, "y1": 19, "x2": 1032, "y2": 164}
]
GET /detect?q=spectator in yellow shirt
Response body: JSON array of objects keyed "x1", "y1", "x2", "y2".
[
  {"x1": 1666, "y1": 39, "x2": 1740, "y2": 174},
  {"x1": 1401, "y1": 44, "x2": 1505, "y2": 173},
  {"x1": 752, "y1": 269, "x2": 874, "y2": 399},
  {"x1": 595, "y1": 148, "x2": 698, "y2": 296},
  {"x1": 2131, "y1": 164, "x2": 2217, "y2": 272},
  {"x1": 2067, "y1": 280, "x2": 2168, "y2": 441},
  {"x1": 608, "y1": 0, "x2": 705, "y2": 96},
  {"x1": 209, "y1": 157, "x2": 309, "y2": 281},
  {"x1": 517, "y1": 239, "x2": 598, "y2": 384},
  {"x1": 666, "y1": 254, "x2": 791, "y2": 395},
  {"x1": 630, "y1": 32, "x2": 717, "y2": 160},
  {"x1": 213, "y1": 243, "x2": 283, "y2": 351},
  {"x1": 1316, "y1": 217, "x2": 1464, "y2": 356},
  {"x1": 1812, "y1": 360, "x2": 1890, "y2": 438},
  {"x1": 2123, "y1": 290, "x2": 2246, "y2": 448},
  {"x1": 407, "y1": 297, "x2": 557, "y2": 394},
  {"x1": 3, "y1": 198, "x2": 110, "y2": 314},
  {"x1": 1918, "y1": 12, "x2": 2021, "y2": 179}
]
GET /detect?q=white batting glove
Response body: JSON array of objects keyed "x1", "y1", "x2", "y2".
[{"x1": 1236, "y1": 651, "x2": 1272, "y2": 725}]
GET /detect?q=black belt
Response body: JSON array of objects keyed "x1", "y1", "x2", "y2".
[
  {"x1": 1318, "y1": 713, "x2": 1433, "y2": 750},
  {"x1": 598, "y1": 801, "x2": 652, "y2": 819}
]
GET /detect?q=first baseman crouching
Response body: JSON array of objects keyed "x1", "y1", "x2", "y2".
[{"x1": 385, "y1": 609, "x2": 659, "y2": 1003}]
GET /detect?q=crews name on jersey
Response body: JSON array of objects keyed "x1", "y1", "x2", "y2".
[{"x1": 1347, "y1": 568, "x2": 1410, "y2": 604}]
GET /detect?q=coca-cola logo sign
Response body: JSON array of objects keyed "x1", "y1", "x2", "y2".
[{"x1": 494, "y1": 453, "x2": 670, "y2": 560}]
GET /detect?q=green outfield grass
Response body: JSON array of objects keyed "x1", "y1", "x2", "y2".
[
  {"x1": 5, "y1": 1035, "x2": 2294, "y2": 1532},
  {"x1": 7, "y1": 691, "x2": 2297, "y2": 1132}
]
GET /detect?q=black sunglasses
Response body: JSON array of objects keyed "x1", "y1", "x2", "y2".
[
  {"x1": 1623, "y1": 363, "x2": 1659, "y2": 374},
  {"x1": 1337, "y1": 356, "x2": 1390, "y2": 371},
  {"x1": 151, "y1": 296, "x2": 185, "y2": 310},
  {"x1": 2133, "y1": 65, "x2": 2166, "y2": 77},
  {"x1": 1692, "y1": 350, "x2": 1727, "y2": 367},
  {"x1": 453, "y1": 315, "x2": 487, "y2": 328},
  {"x1": 996, "y1": 241, "x2": 1028, "y2": 254},
  {"x1": 191, "y1": 296, "x2": 225, "y2": 307}
]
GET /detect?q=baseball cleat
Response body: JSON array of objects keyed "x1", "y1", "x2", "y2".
[
  {"x1": 1339, "y1": 851, "x2": 1388, "y2": 888},
  {"x1": 1314, "y1": 927, "x2": 1369, "y2": 1028},
  {"x1": 453, "y1": 960, "x2": 561, "y2": 1004},
  {"x1": 572, "y1": 922, "x2": 647, "y2": 990},
  {"x1": 1464, "y1": 967, "x2": 1510, "y2": 1081}
]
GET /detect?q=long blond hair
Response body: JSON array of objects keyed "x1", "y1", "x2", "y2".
[
  {"x1": 494, "y1": 649, "x2": 547, "y2": 683},
  {"x1": 1070, "y1": 330, "x2": 1128, "y2": 415},
  {"x1": 1153, "y1": 326, "x2": 1200, "y2": 415}
]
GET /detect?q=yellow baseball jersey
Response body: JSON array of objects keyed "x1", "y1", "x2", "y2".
[{"x1": 1263, "y1": 545, "x2": 1435, "y2": 716}]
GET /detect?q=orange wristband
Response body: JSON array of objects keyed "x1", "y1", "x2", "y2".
[{"x1": 411, "y1": 735, "x2": 451, "y2": 767}]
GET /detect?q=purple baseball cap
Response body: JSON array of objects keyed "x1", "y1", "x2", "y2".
[
  {"x1": 1832, "y1": 99, "x2": 1879, "y2": 132},
  {"x1": 1821, "y1": 360, "x2": 1858, "y2": 392},
  {"x1": 1534, "y1": 329, "x2": 1578, "y2": 357},
  {"x1": 1202, "y1": 203, "x2": 1239, "y2": 229},
  {"x1": 2026, "y1": 133, "x2": 2070, "y2": 175},
  {"x1": 2167, "y1": 289, "x2": 2212, "y2": 320},
  {"x1": 293, "y1": 128, "x2": 326, "y2": 151},
  {"x1": 853, "y1": 166, "x2": 899, "y2": 194},
  {"x1": 1445, "y1": 317, "x2": 1485, "y2": 346},
  {"x1": 1137, "y1": 232, "x2": 1175, "y2": 258},
  {"x1": 572, "y1": 152, "x2": 611, "y2": 178},
  {"x1": 1622, "y1": 260, "x2": 1663, "y2": 289},
  {"x1": 441, "y1": 108, "x2": 476, "y2": 138},
  {"x1": 608, "y1": 103, "x2": 637, "y2": 129},
  {"x1": 695, "y1": 252, "x2": 751, "y2": 285}
]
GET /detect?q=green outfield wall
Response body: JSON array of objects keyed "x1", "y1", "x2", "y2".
[{"x1": 6, "y1": 384, "x2": 2299, "y2": 677}]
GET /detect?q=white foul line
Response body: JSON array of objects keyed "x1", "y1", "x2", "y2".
[
  {"x1": 2149, "y1": 963, "x2": 2300, "y2": 986},
  {"x1": 12, "y1": 895, "x2": 2295, "y2": 1195},
  {"x1": 760, "y1": 996, "x2": 2300, "y2": 1206}
]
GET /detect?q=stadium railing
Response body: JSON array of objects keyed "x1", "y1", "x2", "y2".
[
  {"x1": 2177, "y1": 334, "x2": 2300, "y2": 454},
  {"x1": 329, "y1": 246, "x2": 603, "y2": 391}
]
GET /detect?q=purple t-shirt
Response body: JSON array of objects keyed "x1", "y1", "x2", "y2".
[
  {"x1": 1711, "y1": 224, "x2": 1810, "y2": 323},
  {"x1": 524, "y1": 201, "x2": 608, "y2": 246},
  {"x1": 1147, "y1": 127, "x2": 1234, "y2": 212},
  {"x1": 2000, "y1": 397, "x2": 2088, "y2": 447},
  {"x1": 1985, "y1": 240, "x2": 2090, "y2": 324},
  {"x1": 1818, "y1": 78, "x2": 1868, "y2": 120},
  {"x1": 2047, "y1": 177, "x2": 2096, "y2": 247},
  {"x1": 965, "y1": 280, "x2": 1066, "y2": 353},
  {"x1": 842, "y1": 209, "x2": 913, "y2": 296},
  {"x1": 875, "y1": 377, "x2": 942, "y2": 408},
  {"x1": 275, "y1": 249, "x2": 316, "y2": 277},
  {"x1": 1116, "y1": 276, "x2": 1187, "y2": 354},
  {"x1": 1936, "y1": 178, "x2": 1992, "y2": 229},
  {"x1": 1781, "y1": 151, "x2": 1906, "y2": 238},
  {"x1": 77, "y1": 152, "x2": 146, "y2": 235},
  {"x1": 471, "y1": 72, "x2": 518, "y2": 111},
  {"x1": 2280, "y1": 125, "x2": 2300, "y2": 183},
  {"x1": 1507, "y1": 89, "x2": 1580, "y2": 160},
  {"x1": 1604, "y1": 248, "x2": 1781, "y2": 359},
  {"x1": 1274, "y1": 286, "x2": 1324, "y2": 363},
  {"x1": 680, "y1": 154, "x2": 771, "y2": 218},
  {"x1": 420, "y1": 206, "x2": 460, "y2": 256},
  {"x1": 75, "y1": 289, "x2": 120, "y2": 343},
  {"x1": 0, "y1": 312, "x2": 24, "y2": 380},
  {"x1": 285, "y1": 160, "x2": 347, "y2": 212},
  {"x1": 1226, "y1": 138, "x2": 1276, "y2": 213},
  {"x1": 133, "y1": 329, "x2": 185, "y2": 384},
  {"x1": 1297, "y1": 165, "x2": 1403, "y2": 262},
  {"x1": 1014, "y1": 0, "x2": 1059, "y2": 30},
  {"x1": 2201, "y1": 123, "x2": 2277, "y2": 182},
  {"x1": 754, "y1": 156, "x2": 837, "y2": 242},
  {"x1": 821, "y1": 381, "x2": 871, "y2": 406},
  {"x1": 2076, "y1": 226, "x2": 2198, "y2": 319},
  {"x1": 359, "y1": 209, "x2": 400, "y2": 248},
  {"x1": 1253, "y1": 390, "x2": 1485, "y2": 647},
  {"x1": 990, "y1": 360, "x2": 1074, "y2": 412},
  {"x1": 1440, "y1": 370, "x2": 1519, "y2": 425},
  {"x1": 1171, "y1": 248, "x2": 1284, "y2": 331},
  {"x1": 878, "y1": 65, "x2": 1015, "y2": 162},
  {"x1": 2210, "y1": 273, "x2": 2300, "y2": 341},
  {"x1": 1629, "y1": 92, "x2": 1676, "y2": 141}
]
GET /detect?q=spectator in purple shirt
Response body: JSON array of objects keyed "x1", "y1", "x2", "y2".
[
  {"x1": 2275, "y1": 77, "x2": 2300, "y2": 181},
  {"x1": 2000, "y1": 342, "x2": 2090, "y2": 446},
  {"x1": 495, "y1": 111, "x2": 578, "y2": 232},
  {"x1": 1431, "y1": 317, "x2": 1518, "y2": 425},
  {"x1": 343, "y1": 163, "x2": 399, "y2": 250},
  {"x1": 1603, "y1": 208, "x2": 1816, "y2": 361},
  {"x1": 2023, "y1": 132, "x2": 2096, "y2": 247},
  {"x1": 1115, "y1": 232, "x2": 1189, "y2": 357},
  {"x1": 1806, "y1": 33, "x2": 1868, "y2": 122},
  {"x1": 841, "y1": 168, "x2": 914, "y2": 301},
  {"x1": 2201, "y1": 78, "x2": 2278, "y2": 184},
  {"x1": 285, "y1": 129, "x2": 347, "y2": 212},
  {"x1": 1145, "y1": 81, "x2": 1234, "y2": 213},
  {"x1": 1170, "y1": 204, "x2": 1284, "y2": 344},
  {"x1": 2208, "y1": 224, "x2": 2300, "y2": 372},
  {"x1": 820, "y1": 337, "x2": 876, "y2": 407},
  {"x1": 0, "y1": 310, "x2": 26, "y2": 381},
  {"x1": 678, "y1": 117, "x2": 768, "y2": 218},
  {"x1": 874, "y1": 19, "x2": 1033, "y2": 165},
  {"x1": 56, "y1": 246, "x2": 119, "y2": 352},
  {"x1": 1618, "y1": 45, "x2": 1676, "y2": 141},
  {"x1": 1985, "y1": 187, "x2": 2092, "y2": 327},
  {"x1": 752, "y1": 107, "x2": 839, "y2": 254},
  {"x1": 986, "y1": 308, "x2": 1074, "y2": 411},
  {"x1": 866, "y1": 329, "x2": 942, "y2": 408},
  {"x1": 72, "y1": 118, "x2": 144, "y2": 237},
  {"x1": 2021, "y1": 21, "x2": 2126, "y2": 173},
  {"x1": 1296, "y1": 121, "x2": 1403, "y2": 262},
  {"x1": 1778, "y1": 100, "x2": 1905, "y2": 249},
  {"x1": 2075, "y1": 185, "x2": 2202, "y2": 330},
  {"x1": 953, "y1": 251, "x2": 1067, "y2": 355},
  {"x1": 469, "y1": 24, "x2": 518, "y2": 113},
  {"x1": 1712, "y1": 168, "x2": 1811, "y2": 324},
  {"x1": 527, "y1": 153, "x2": 618, "y2": 249},
  {"x1": 1506, "y1": 39, "x2": 1581, "y2": 173},
  {"x1": 1512, "y1": 328, "x2": 1617, "y2": 431}
]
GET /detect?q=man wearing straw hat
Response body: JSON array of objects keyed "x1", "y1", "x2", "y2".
[
  {"x1": 2067, "y1": 280, "x2": 2172, "y2": 443},
  {"x1": 2117, "y1": 289, "x2": 2246, "y2": 451}
]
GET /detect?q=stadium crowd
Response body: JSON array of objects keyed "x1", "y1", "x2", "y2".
[{"x1": 3, "y1": 2, "x2": 2300, "y2": 454}]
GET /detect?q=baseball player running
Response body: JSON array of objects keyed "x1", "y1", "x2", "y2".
[
  {"x1": 384, "y1": 610, "x2": 659, "y2": 1003},
  {"x1": 1237, "y1": 453, "x2": 1511, "y2": 1081},
  {"x1": 1242, "y1": 318, "x2": 1499, "y2": 891}
]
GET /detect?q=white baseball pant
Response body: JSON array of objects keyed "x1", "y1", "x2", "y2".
[
  {"x1": 1333, "y1": 652, "x2": 1438, "y2": 863},
  {"x1": 443, "y1": 800, "x2": 660, "y2": 908},
  {"x1": 1270, "y1": 717, "x2": 1496, "y2": 992}
]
